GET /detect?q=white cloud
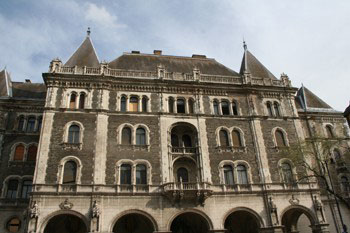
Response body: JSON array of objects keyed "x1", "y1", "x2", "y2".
[{"x1": 85, "y1": 3, "x2": 126, "y2": 29}]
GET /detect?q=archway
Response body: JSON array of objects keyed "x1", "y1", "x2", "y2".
[
  {"x1": 170, "y1": 212, "x2": 211, "y2": 233},
  {"x1": 43, "y1": 214, "x2": 88, "y2": 233},
  {"x1": 281, "y1": 207, "x2": 315, "y2": 233},
  {"x1": 113, "y1": 213, "x2": 155, "y2": 233},
  {"x1": 224, "y1": 210, "x2": 261, "y2": 233}
]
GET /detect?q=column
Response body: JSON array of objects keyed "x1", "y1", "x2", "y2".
[{"x1": 219, "y1": 102, "x2": 223, "y2": 115}]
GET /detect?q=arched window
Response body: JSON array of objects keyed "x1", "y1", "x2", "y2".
[
  {"x1": 237, "y1": 165, "x2": 248, "y2": 184},
  {"x1": 177, "y1": 167, "x2": 189, "y2": 183},
  {"x1": 120, "y1": 96, "x2": 127, "y2": 112},
  {"x1": 63, "y1": 161, "x2": 77, "y2": 184},
  {"x1": 136, "y1": 128, "x2": 146, "y2": 145},
  {"x1": 120, "y1": 164, "x2": 132, "y2": 184},
  {"x1": 26, "y1": 117, "x2": 36, "y2": 132},
  {"x1": 21, "y1": 180, "x2": 32, "y2": 199},
  {"x1": 221, "y1": 100, "x2": 230, "y2": 115},
  {"x1": 69, "y1": 93, "x2": 77, "y2": 109},
  {"x1": 171, "y1": 134, "x2": 179, "y2": 147},
  {"x1": 281, "y1": 162, "x2": 293, "y2": 183},
  {"x1": 223, "y1": 165, "x2": 234, "y2": 185},
  {"x1": 275, "y1": 130, "x2": 287, "y2": 147},
  {"x1": 232, "y1": 101, "x2": 238, "y2": 116},
  {"x1": 79, "y1": 93, "x2": 86, "y2": 109},
  {"x1": 188, "y1": 99, "x2": 194, "y2": 114},
  {"x1": 325, "y1": 125, "x2": 334, "y2": 138},
  {"x1": 273, "y1": 102, "x2": 280, "y2": 117},
  {"x1": 177, "y1": 99, "x2": 185, "y2": 113},
  {"x1": 168, "y1": 97, "x2": 174, "y2": 113},
  {"x1": 18, "y1": 116, "x2": 25, "y2": 131},
  {"x1": 232, "y1": 130, "x2": 243, "y2": 147},
  {"x1": 6, "y1": 217, "x2": 21, "y2": 232},
  {"x1": 27, "y1": 145, "x2": 37, "y2": 161},
  {"x1": 182, "y1": 135, "x2": 192, "y2": 147},
  {"x1": 6, "y1": 179, "x2": 19, "y2": 199},
  {"x1": 136, "y1": 164, "x2": 147, "y2": 184},
  {"x1": 14, "y1": 145, "x2": 25, "y2": 161},
  {"x1": 37, "y1": 117, "x2": 42, "y2": 132},
  {"x1": 213, "y1": 100, "x2": 219, "y2": 115},
  {"x1": 68, "y1": 125, "x2": 80, "y2": 144},
  {"x1": 266, "y1": 102, "x2": 273, "y2": 116},
  {"x1": 142, "y1": 96, "x2": 148, "y2": 112},
  {"x1": 219, "y1": 130, "x2": 229, "y2": 147},
  {"x1": 121, "y1": 127, "x2": 132, "y2": 145},
  {"x1": 129, "y1": 96, "x2": 138, "y2": 112}
]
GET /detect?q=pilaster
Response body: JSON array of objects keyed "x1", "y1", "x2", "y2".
[{"x1": 94, "y1": 113, "x2": 109, "y2": 184}]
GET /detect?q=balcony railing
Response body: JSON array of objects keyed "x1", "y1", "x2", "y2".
[{"x1": 170, "y1": 146, "x2": 198, "y2": 154}]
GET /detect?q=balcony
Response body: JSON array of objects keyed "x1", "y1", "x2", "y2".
[
  {"x1": 171, "y1": 146, "x2": 198, "y2": 155},
  {"x1": 161, "y1": 182, "x2": 213, "y2": 206}
]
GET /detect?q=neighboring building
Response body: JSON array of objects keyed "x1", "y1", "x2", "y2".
[
  {"x1": 0, "y1": 31, "x2": 349, "y2": 233},
  {"x1": 344, "y1": 103, "x2": 350, "y2": 128}
]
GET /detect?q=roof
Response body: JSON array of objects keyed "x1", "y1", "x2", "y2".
[
  {"x1": 240, "y1": 49, "x2": 277, "y2": 79},
  {"x1": 65, "y1": 36, "x2": 100, "y2": 67},
  {"x1": 108, "y1": 53, "x2": 239, "y2": 76},
  {"x1": 0, "y1": 68, "x2": 12, "y2": 97},
  {"x1": 11, "y1": 82, "x2": 46, "y2": 99},
  {"x1": 344, "y1": 104, "x2": 350, "y2": 117},
  {"x1": 296, "y1": 86, "x2": 333, "y2": 110}
]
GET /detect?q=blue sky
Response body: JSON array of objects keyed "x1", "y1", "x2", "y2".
[{"x1": 0, "y1": 0, "x2": 349, "y2": 111}]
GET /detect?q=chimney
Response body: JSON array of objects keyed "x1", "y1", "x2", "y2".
[
  {"x1": 192, "y1": 54, "x2": 206, "y2": 58},
  {"x1": 153, "y1": 50, "x2": 162, "y2": 55},
  {"x1": 131, "y1": 51, "x2": 140, "y2": 54},
  {"x1": 25, "y1": 79, "x2": 31, "y2": 83}
]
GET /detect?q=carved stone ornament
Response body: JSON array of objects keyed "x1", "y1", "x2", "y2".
[
  {"x1": 289, "y1": 195, "x2": 300, "y2": 205},
  {"x1": 29, "y1": 201, "x2": 40, "y2": 219},
  {"x1": 59, "y1": 199, "x2": 74, "y2": 210},
  {"x1": 91, "y1": 200, "x2": 101, "y2": 218}
]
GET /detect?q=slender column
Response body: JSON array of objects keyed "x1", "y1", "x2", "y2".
[
  {"x1": 138, "y1": 97, "x2": 142, "y2": 112},
  {"x1": 126, "y1": 96, "x2": 130, "y2": 111},
  {"x1": 174, "y1": 99, "x2": 177, "y2": 113},
  {"x1": 219, "y1": 102, "x2": 223, "y2": 115}
]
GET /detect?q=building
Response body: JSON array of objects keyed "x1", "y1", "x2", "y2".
[{"x1": 0, "y1": 30, "x2": 349, "y2": 233}]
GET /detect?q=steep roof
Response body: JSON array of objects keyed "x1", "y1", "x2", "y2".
[
  {"x1": 65, "y1": 34, "x2": 99, "y2": 67},
  {"x1": 11, "y1": 82, "x2": 46, "y2": 99},
  {"x1": 240, "y1": 48, "x2": 277, "y2": 79},
  {"x1": 0, "y1": 68, "x2": 12, "y2": 97},
  {"x1": 296, "y1": 86, "x2": 333, "y2": 110},
  {"x1": 108, "y1": 53, "x2": 239, "y2": 76}
]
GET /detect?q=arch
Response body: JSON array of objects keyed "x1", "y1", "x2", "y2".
[
  {"x1": 58, "y1": 156, "x2": 83, "y2": 184},
  {"x1": 40, "y1": 210, "x2": 89, "y2": 233},
  {"x1": 324, "y1": 124, "x2": 335, "y2": 138},
  {"x1": 110, "y1": 209, "x2": 158, "y2": 233},
  {"x1": 229, "y1": 127, "x2": 246, "y2": 147},
  {"x1": 12, "y1": 143, "x2": 26, "y2": 161},
  {"x1": 168, "y1": 209, "x2": 213, "y2": 231},
  {"x1": 5, "y1": 215, "x2": 22, "y2": 233},
  {"x1": 168, "y1": 121, "x2": 198, "y2": 134},
  {"x1": 266, "y1": 101, "x2": 273, "y2": 116},
  {"x1": 215, "y1": 126, "x2": 231, "y2": 147},
  {"x1": 234, "y1": 160, "x2": 253, "y2": 184},
  {"x1": 117, "y1": 123, "x2": 134, "y2": 144},
  {"x1": 280, "y1": 205, "x2": 317, "y2": 233},
  {"x1": 223, "y1": 207, "x2": 265, "y2": 229},
  {"x1": 134, "y1": 124, "x2": 150, "y2": 145},
  {"x1": 273, "y1": 101, "x2": 281, "y2": 117},
  {"x1": 272, "y1": 127, "x2": 289, "y2": 147},
  {"x1": 134, "y1": 159, "x2": 152, "y2": 185},
  {"x1": 63, "y1": 121, "x2": 84, "y2": 144},
  {"x1": 68, "y1": 91, "x2": 77, "y2": 109},
  {"x1": 27, "y1": 143, "x2": 38, "y2": 161}
]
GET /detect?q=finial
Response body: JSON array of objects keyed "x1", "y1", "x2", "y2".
[
  {"x1": 87, "y1": 27, "x2": 91, "y2": 37},
  {"x1": 243, "y1": 39, "x2": 247, "y2": 51}
]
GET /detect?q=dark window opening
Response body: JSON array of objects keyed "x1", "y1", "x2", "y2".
[
  {"x1": 275, "y1": 130, "x2": 287, "y2": 147},
  {"x1": 120, "y1": 96, "x2": 127, "y2": 112},
  {"x1": 6, "y1": 179, "x2": 19, "y2": 199},
  {"x1": 221, "y1": 101, "x2": 230, "y2": 115},
  {"x1": 69, "y1": 93, "x2": 77, "y2": 109},
  {"x1": 326, "y1": 125, "x2": 334, "y2": 138},
  {"x1": 14, "y1": 145, "x2": 25, "y2": 161},
  {"x1": 213, "y1": 100, "x2": 219, "y2": 115},
  {"x1": 136, "y1": 128, "x2": 146, "y2": 145},
  {"x1": 267, "y1": 102, "x2": 273, "y2": 116},
  {"x1": 219, "y1": 130, "x2": 229, "y2": 147},
  {"x1": 232, "y1": 130, "x2": 243, "y2": 147},
  {"x1": 177, "y1": 167, "x2": 189, "y2": 182},
  {"x1": 18, "y1": 116, "x2": 25, "y2": 131},
  {"x1": 273, "y1": 102, "x2": 280, "y2": 117},
  {"x1": 26, "y1": 117, "x2": 36, "y2": 132},
  {"x1": 120, "y1": 164, "x2": 132, "y2": 184},
  {"x1": 182, "y1": 135, "x2": 192, "y2": 147},
  {"x1": 63, "y1": 161, "x2": 77, "y2": 184},
  {"x1": 122, "y1": 127, "x2": 132, "y2": 145},
  {"x1": 171, "y1": 134, "x2": 179, "y2": 147},
  {"x1": 188, "y1": 99, "x2": 194, "y2": 114},
  {"x1": 223, "y1": 165, "x2": 234, "y2": 185},
  {"x1": 136, "y1": 164, "x2": 147, "y2": 184},
  {"x1": 177, "y1": 99, "x2": 185, "y2": 113},
  {"x1": 21, "y1": 180, "x2": 32, "y2": 199},
  {"x1": 142, "y1": 97, "x2": 148, "y2": 112},
  {"x1": 168, "y1": 97, "x2": 174, "y2": 113},
  {"x1": 27, "y1": 145, "x2": 37, "y2": 161},
  {"x1": 68, "y1": 125, "x2": 80, "y2": 144},
  {"x1": 282, "y1": 162, "x2": 293, "y2": 183},
  {"x1": 79, "y1": 93, "x2": 85, "y2": 109},
  {"x1": 232, "y1": 101, "x2": 238, "y2": 115}
]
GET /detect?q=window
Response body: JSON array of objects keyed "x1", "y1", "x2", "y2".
[
  {"x1": 122, "y1": 127, "x2": 132, "y2": 145},
  {"x1": 21, "y1": 180, "x2": 32, "y2": 199},
  {"x1": 188, "y1": 99, "x2": 194, "y2": 114},
  {"x1": 177, "y1": 99, "x2": 185, "y2": 113},
  {"x1": 79, "y1": 93, "x2": 86, "y2": 109},
  {"x1": 168, "y1": 97, "x2": 174, "y2": 113},
  {"x1": 69, "y1": 93, "x2": 77, "y2": 109},
  {"x1": 326, "y1": 125, "x2": 334, "y2": 138},
  {"x1": 219, "y1": 130, "x2": 229, "y2": 147},
  {"x1": 136, "y1": 164, "x2": 147, "y2": 184},
  {"x1": 37, "y1": 117, "x2": 42, "y2": 132},
  {"x1": 281, "y1": 162, "x2": 293, "y2": 183},
  {"x1": 18, "y1": 116, "x2": 25, "y2": 131},
  {"x1": 26, "y1": 117, "x2": 36, "y2": 132},
  {"x1": 232, "y1": 101, "x2": 238, "y2": 115},
  {"x1": 120, "y1": 164, "x2": 132, "y2": 184},
  {"x1": 237, "y1": 165, "x2": 248, "y2": 184},
  {"x1": 275, "y1": 130, "x2": 287, "y2": 147},
  {"x1": 341, "y1": 176, "x2": 349, "y2": 192},
  {"x1": 221, "y1": 101, "x2": 230, "y2": 115},
  {"x1": 182, "y1": 135, "x2": 192, "y2": 147},
  {"x1": 267, "y1": 102, "x2": 273, "y2": 116},
  {"x1": 129, "y1": 96, "x2": 138, "y2": 112},
  {"x1": 232, "y1": 130, "x2": 243, "y2": 147},
  {"x1": 6, "y1": 217, "x2": 21, "y2": 232},
  {"x1": 171, "y1": 134, "x2": 179, "y2": 147},
  {"x1": 223, "y1": 165, "x2": 234, "y2": 185},
  {"x1": 6, "y1": 179, "x2": 19, "y2": 199},
  {"x1": 213, "y1": 100, "x2": 219, "y2": 115},
  {"x1": 27, "y1": 145, "x2": 37, "y2": 161},
  {"x1": 177, "y1": 167, "x2": 189, "y2": 182},
  {"x1": 63, "y1": 161, "x2": 77, "y2": 184},
  {"x1": 14, "y1": 145, "x2": 25, "y2": 161},
  {"x1": 68, "y1": 125, "x2": 80, "y2": 144},
  {"x1": 136, "y1": 128, "x2": 146, "y2": 145},
  {"x1": 274, "y1": 102, "x2": 280, "y2": 117},
  {"x1": 142, "y1": 96, "x2": 148, "y2": 112},
  {"x1": 120, "y1": 96, "x2": 127, "y2": 112}
]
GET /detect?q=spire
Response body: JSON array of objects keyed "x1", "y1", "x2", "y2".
[
  {"x1": 65, "y1": 28, "x2": 99, "y2": 67},
  {"x1": 243, "y1": 40, "x2": 247, "y2": 51}
]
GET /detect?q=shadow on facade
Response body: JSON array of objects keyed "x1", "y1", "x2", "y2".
[
  {"x1": 224, "y1": 210, "x2": 260, "y2": 233},
  {"x1": 43, "y1": 214, "x2": 88, "y2": 233}
]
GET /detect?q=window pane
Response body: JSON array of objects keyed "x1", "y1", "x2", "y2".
[
  {"x1": 27, "y1": 145, "x2": 37, "y2": 161},
  {"x1": 267, "y1": 102, "x2": 273, "y2": 116},
  {"x1": 223, "y1": 165, "x2": 234, "y2": 185},
  {"x1": 121, "y1": 97, "x2": 126, "y2": 112},
  {"x1": 120, "y1": 164, "x2": 131, "y2": 184},
  {"x1": 219, "y1": 130, "x2": 229, "y2": 147},
  {"x1": 136, "y1": 128, "x2": 146, "y2": 145},
  {"x1": 169, "y1": 98, "x2": 174, "y2": 113},
  {"x1": 182, "y1": 135, "x2": 192, "y2": 147},
  {"x1": 232, "y1": 101, "x2": 238, "y2": 116},
  {"x1": 177, "y1": 99, "x2": 185, "y2": 113},
  {"x1": 282, "y1": 163, "x2": 293, "y2": 183},
  {"x1": 129, "y1": 97, "x2": 138, "y2": 112},
  {"x1": 274, "y1": 102, "x2": 280, "y2": 117},
  {"x1": 21, "y1": 180, "x2": 32, "y2": 199},
  {"x1": 7, "y1": 180, "x2": 19, "y2": 199},
  {"x1": 26, "y1": 117, "x2": 36, "y2": 132},
  {"x1": 122, "y1": 127, "x2": 132, "y2": 145},
  {"x1": 171, "y1": 134, "x2": 179, "y2": 147},
  {"x1": 79, "y1": 93, "x2": 85, "y2": 109},
  {"x1": 142, "y1": 97, "x2": 147, "y2": 112},
  {"x1": 275, "y1": 130, "x2": 286, "y2": 147},
  {"x1": 237, "y1": 165, "x2": 248, "y2": 184},
  {"x1": 14, "y1": 145, "x2": 25, "y2": 161},
  {"x1": 177, "y1": 167, "x2": 188, "y2": 182},
  {"x1": 68, "y1": 125, "x2": 80, "y2": 144},
  {"x1": 221, "y1": 101, "x2": 230, "y2": 115},
  {"x1": 213, "y1": 101, "x2": 219, "y2": 115},
  {"x1": 232, "y1": 130, "x2": 242, "y2": 147},
  {"x1": 18, "y1": 117, "x2": 25, "y2": 131},
  {"x1": 63, "y1": 161, "x2": 77, "y2": 184},
  {"x1": 70, "y1": 94, "x2": 76, "y2": 109},
  {"x1": 136, "y1": 164, "x2": 147, "y2": 184},
  {"x1": 188, "y1": 99, "x2": 194, "y2": 114}
]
